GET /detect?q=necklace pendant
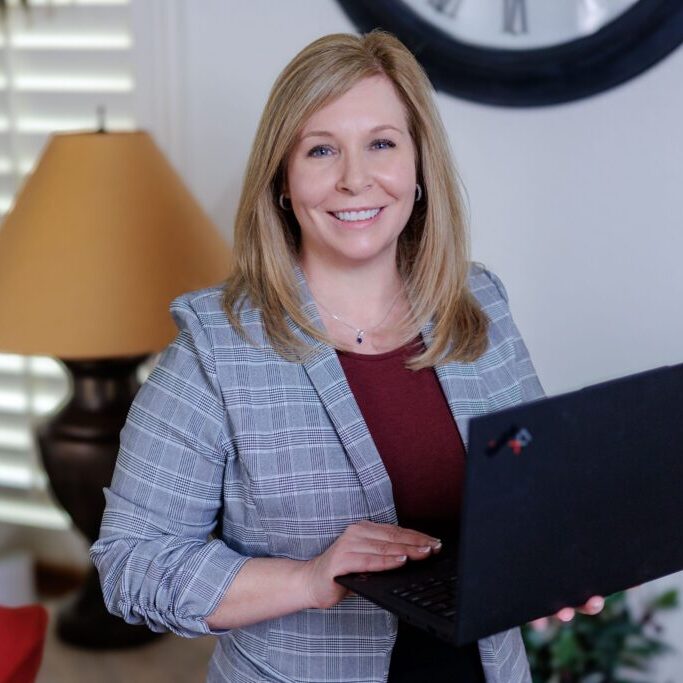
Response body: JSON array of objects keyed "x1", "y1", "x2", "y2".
[{"x1": 356, "y1": 330, "x2": 364, "y2": 345}]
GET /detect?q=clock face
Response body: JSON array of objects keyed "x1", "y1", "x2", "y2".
[
  {"x1": 402, "y1": 0, "x2": 639, "y2": 49},
  {"x1": 336, "y1": 0, "x2": 683, "y2": 106}
]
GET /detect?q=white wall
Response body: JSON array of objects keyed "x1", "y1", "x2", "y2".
[
  {"x1": 136, "y1": 0, "x2": 683, "y2": 395},
  {"x1": 132, "y1": 1, "x2": 683, "y2": 679}
]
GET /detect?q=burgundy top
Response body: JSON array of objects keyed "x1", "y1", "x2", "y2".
[
  {"x1": 338, "y1": 339, "x2": 486, "y2": 682},
  {"x1": 337, "y1": 338, "x2": 467, "y2": 542}
]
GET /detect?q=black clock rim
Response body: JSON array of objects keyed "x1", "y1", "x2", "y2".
[{"x1": 336, "y1": 0, "x2": 683, "y2": 107}]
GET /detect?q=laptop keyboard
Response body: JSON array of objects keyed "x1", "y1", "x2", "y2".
[{"x1": 389, "y1": 574, "x2": 458, "y2": 620}]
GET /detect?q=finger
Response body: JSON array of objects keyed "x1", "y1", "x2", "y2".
[
  {"x1": 555, "y1": 607, "x2": 575, "y2": 622},
  {"x1": 529, "y1": 617, "x2": 549, "y2": 631},
  {"x1": 576, "y1": 595, "x2": 605, "y2": 615},
  {"x1": 354, "y1": 521, "x2": 439, "y2": 545},
  {"x1": 392, "y1": 527, "x2": 442, "y2": 549},
  {"x1": 339, "y1": 552, "x2": 409, "y2": 574},
  {"x1": 353, "y1": 522, "x2": 441, "y2": 549},
  {"x1": 342, "y1": 538, "x2": 438, "y2": 562},
  {"x1": 369, "y1": 539, "x2": 439, "y2": 559}
]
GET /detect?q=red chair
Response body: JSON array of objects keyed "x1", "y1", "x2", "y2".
[{"x1": 0, "y1": 605, "x2": 48, "y2": 683}]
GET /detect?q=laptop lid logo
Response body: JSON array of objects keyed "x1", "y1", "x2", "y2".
[{"x1": 486, "y1": 426, "x2": 533, "y2": 456}]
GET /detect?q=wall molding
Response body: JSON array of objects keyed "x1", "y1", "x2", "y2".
[{"x1": 130, "y1": 0, "x2": 189, "y2": 175}]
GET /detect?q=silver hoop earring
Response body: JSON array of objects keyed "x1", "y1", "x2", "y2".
[
  {"x1": 279, "y1": 193, "x2": 291, "y2": 211},
  {"x1": 415, "y1": 183, "x2": 423, "y2": 202}
]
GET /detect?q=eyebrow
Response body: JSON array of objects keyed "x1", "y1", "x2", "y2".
[{"x1": 300, "y1": 124, "x2": 406, "y2": 140}]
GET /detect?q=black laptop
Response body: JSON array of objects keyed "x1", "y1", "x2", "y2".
[{"x1": 336, "y1": 362, "x2": 683, "y2": 645}]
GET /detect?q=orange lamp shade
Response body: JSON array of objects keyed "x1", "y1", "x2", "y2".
[{"x1": 0, "y1": 130, "x2": 232, "y2": 358}]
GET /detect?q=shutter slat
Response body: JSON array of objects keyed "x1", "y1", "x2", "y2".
[
  {"x1": 12, "y1": 48, "x2": 133, "y2": 73},
  {"x1": 0, "y1": 493, "x2": 70, "y2": 530}
]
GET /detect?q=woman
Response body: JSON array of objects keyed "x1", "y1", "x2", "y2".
[{"x1": 92, "y1": 31, "x2": 572, "y2": 682}]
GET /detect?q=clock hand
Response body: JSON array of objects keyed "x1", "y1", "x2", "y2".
[
  {"x1": 427, "y1": 0, "x2": 463, "y2": 20},
  {"x1": 503, "y1": 0, "x2": 529, "y2": 35}
]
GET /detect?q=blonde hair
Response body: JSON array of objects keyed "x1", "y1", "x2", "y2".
[{"x1": 222, "y1": 30, "x2": 488, "y2": 368}]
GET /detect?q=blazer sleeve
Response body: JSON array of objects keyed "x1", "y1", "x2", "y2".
[
  {"x1": 481, "y1": 267, "x2": 546, "y2": 403},
  {"x1": 90, "y1": 295, "x2": 250, "y2": 638}
]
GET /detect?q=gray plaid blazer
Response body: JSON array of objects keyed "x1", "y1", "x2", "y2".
[{"x1": 91, "y1": 264, "x2": 544, "y2": 683}]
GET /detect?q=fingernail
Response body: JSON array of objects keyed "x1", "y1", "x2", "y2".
[
  {"x1": 556, "y1": 607, "x2": 575, "y2": 622},
  {"x1": 396, "y1": 555, "x2": 407, "y2": 562},
  {"x1": 587, "y1": 596, "x2": 605, "y2": 613},
  {"x1": 417, "y1": 546, "x2": 432, "y2": 553},
  {"x1": 432, "y1": 541, "x2": 442, "y2": 550}
]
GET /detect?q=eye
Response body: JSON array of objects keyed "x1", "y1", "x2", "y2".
[
  {"x1": 371, "y1": 138, "x2": 396, "y2": 150},
  {"x1": 307, "y1": 144, "x2": 335, "y2": 158}
]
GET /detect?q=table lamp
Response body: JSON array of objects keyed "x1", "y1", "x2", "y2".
[{"x1": 0, "y1": 129, "x2": 232, "y2": 648}]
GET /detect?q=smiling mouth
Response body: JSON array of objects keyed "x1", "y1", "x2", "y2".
[{"x1": 329, "y1": 207, "x2": 383, "y2": 222}]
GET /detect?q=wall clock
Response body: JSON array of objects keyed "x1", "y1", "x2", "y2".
[{"x1": 336, "y1": 0, "x2": 683, "y2": 106}]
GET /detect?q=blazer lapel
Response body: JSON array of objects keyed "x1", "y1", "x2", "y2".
[
  {"x1": 290, "y1": 268, "x2": 397, "y2": 524},
  {"x1": 422, "y1": 319, "x2": 492, "y2": 450},
  {"x1": 289, "y1": 268, "x2": 491, "y2": 518}
]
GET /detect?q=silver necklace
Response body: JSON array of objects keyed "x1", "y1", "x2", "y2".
[{"x1": 313, "y1": 289, "x2": 402, "y2": 345}]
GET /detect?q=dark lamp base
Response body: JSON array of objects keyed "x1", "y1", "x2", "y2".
[{"x1": 38, "y1": 355, "x2": 162, "y2": 649}]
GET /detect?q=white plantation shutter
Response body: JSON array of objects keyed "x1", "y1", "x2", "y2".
[{"x1": 0, "y1": 0, "x2": 136, "y2": 528}]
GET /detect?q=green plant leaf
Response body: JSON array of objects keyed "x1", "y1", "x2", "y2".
[
  {"x1": 648, "y1": 589, "x2": 679, "y2": 611},
  {"x1": 550, "y1": 629, "x2": 586, "y2": 670}
]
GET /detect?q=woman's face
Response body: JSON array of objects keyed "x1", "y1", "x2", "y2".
[{"x1": 286, "y1": 75, "x2": 417, "y2": 273}]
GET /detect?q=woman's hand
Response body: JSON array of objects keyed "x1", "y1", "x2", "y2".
[
  {"x1": 300, "y1": 521, "x2": 442, "y2": 609},
  {"x1": 556, "y1": 595, "x2": 605, "y2": 621},
  {"x1": 530, "y1": 595, "x2": 605, "y2": 629}
]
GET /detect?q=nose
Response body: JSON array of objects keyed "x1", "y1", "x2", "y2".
[{"x1": 335, "y1": 149, "x2": 372, "y2": 195}]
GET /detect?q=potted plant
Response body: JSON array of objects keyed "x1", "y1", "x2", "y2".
[{"x1": 522, "y1": 589, "x2": 679, "y2": 683}]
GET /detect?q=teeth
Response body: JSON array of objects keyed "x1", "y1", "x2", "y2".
[{"x1": 333, "y1": 208, "x2": 381, "y2": 222}]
